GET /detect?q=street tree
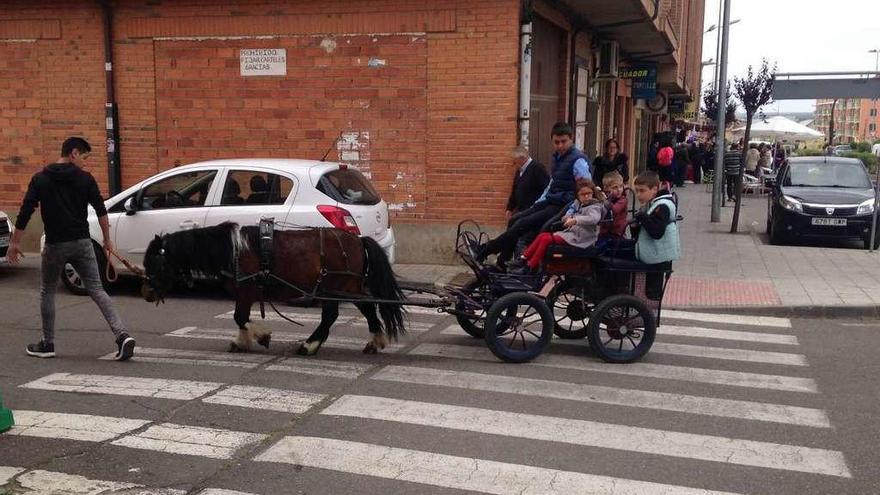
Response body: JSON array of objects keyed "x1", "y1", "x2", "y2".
[
  {"x1": 730, "y1": 59, "x2": 777, "y2": 233},
  {"x1": 702, "y1": 86, "x2": 738, "y2": 132}
]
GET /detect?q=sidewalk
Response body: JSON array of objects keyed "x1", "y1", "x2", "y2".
[{"x1": 397, "y1": 184, "x2": 880, "y2": 316}]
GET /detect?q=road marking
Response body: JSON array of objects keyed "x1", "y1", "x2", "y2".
[
  {"x1": 216, "y1": 310, "x2": 436, "y2": 332},
  {"x1": 167, "y1": 327, "x2": 406, "y2": 352},
  {"x1": 659, "y1": 324, "x2": 799, "y2": 345},
  {"x1": 11, "y1": 469, "x2": 185, "y2": 494},
  {"x1": 409, "y1": 344, "x2": 819, "y2": 393},
  {"x1": 202, "y1": 385, "x2": 325, "y2": 414},
  {"x1": 441, "y1": 325, "x2": 800, "y2": 347},
  {"x1": 371, "y1": 366, "x2": 831, "y2": 428},
  {"x1": 0, "y1": 466, "x2": 24, "y2": 484},
  {"x1": 266, "y1": 357, "x2": 372, "y2": 379},
  {"x1": 8, "y1": 410, "x2": 148, "y2": 442},
  {"x1": 198, "y1": 490, "x2": 261, "y2": 495},
  {"x1": 256, "y1": 436, "x2": 742, "y2": 495},
  {"x1": 20, "y1": 373, "x2": 222, "y2": 400},
  {"x1": 322, "y1": 395, "x2": 851, "y2": 478},
  {"x1": 662, "y1": 310, "x2": 791, "y2": 328},
  {"x1": 98, "y1": 347, "x2": 274, "y2": 369},
  {"x1": 111, "y1": 423, "x2": 267, "y2": 460},
  {"x1": 650, "y1": 343, "x2": 808, "y2": 366}
]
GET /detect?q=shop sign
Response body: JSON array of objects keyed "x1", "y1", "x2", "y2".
[
  {"x1": 670, "y1": 100, "x2": 699, "y2": 121},
  {"x1": 240, "y1": 49, "x2": 287, "y2": 76},
  {"x1": 619, "y1": 64, "x2": 657, "y2": 99}
]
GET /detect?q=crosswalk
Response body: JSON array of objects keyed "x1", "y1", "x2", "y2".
[{"x1": 2, "y1": 305, "x2": 857, "y2": 494}]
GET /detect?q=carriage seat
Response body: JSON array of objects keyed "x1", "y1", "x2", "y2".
[{"x1": 545, "y1": 244, "x2": 600, "y2": 259}]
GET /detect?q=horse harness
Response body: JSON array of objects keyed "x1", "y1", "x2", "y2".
[{"x1": 237, "y1": 219, "x2": 367, "y2": 324}]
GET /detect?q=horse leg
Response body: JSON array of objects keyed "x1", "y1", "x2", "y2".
[
  {"x1": 357, "y1": 302, "x2": 387, "y2": 354},
  {"x1": 297, "y1": 301, "x2": 338, "y2": 356},
  {"x1": 230, "y1": 295, "x2": 255, "y2": 353}
]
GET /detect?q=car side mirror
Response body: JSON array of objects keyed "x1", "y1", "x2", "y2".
[{"x1": 124, "y1": 197, "x2": 137, "y2": 216}]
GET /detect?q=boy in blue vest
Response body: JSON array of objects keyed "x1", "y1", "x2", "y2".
[
  {"x1": 617, "y1": 170, "x2": 680, "y2": 264},
  {"x1": 473, "y1": 122, "x2": 591, "y2": 266}
]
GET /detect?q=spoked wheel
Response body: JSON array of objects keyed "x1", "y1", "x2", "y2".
[
  {"x1": 547, "y1": 282, "x2": 594, "y2": 340},
  {"x1": 454, "y1": 277, "x2": 492, "y2": 339},
  {"x1": 484, "y1": 292, "x2": 554, "y2": 363},
  {"x1": 587, "y1": 294, "x2": 656, "y2": 364}
]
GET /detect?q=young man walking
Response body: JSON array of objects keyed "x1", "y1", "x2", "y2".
[{"x1": 7, "y1": 137, "x2": 136, "y2": 360}]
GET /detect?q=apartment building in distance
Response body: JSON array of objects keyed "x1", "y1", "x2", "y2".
[{"x1": 813, "y1": 98, "x2": 880, "y2": 144}]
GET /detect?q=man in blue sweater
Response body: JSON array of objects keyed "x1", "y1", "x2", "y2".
[
  {"x1": 7, "y1": 137, "x2": 136, "y2": 361},
  {"x1": 475, "y1": 122, "x2": 591, "y2": 265}
]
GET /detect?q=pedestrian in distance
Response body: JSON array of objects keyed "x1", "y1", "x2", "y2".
[
  {"x1": 7, "y1": 137, "x2": 136, "y2": 360},
  {"x1": 723, "y1": 143, "x2": 742, "y2": 203},
  {"x1": 745, "y1": 143, "x2": 760, "y2": 177},
  {"x1": 592, "y1": 138, "x2": 630, "y2": 184},
  {"x1": 656, "y1": 135, "x2": 675, "y2": 188}
]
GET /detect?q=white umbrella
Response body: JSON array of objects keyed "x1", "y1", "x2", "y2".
[{"x1": 732, "y1": 116, "x2": 824, "y2": 141}]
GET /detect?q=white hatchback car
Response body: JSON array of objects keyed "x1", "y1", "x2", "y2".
[
  {"x1": 59, "y1": 159, "x2": 395, "y2": 294},
  {"x1": 0, "y1": 210, "x2": 11, "y2": 264}
]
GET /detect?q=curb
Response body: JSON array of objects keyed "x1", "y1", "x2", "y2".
[{"x1": 667, "y1": 304, "x2": 880, "y2": 319}]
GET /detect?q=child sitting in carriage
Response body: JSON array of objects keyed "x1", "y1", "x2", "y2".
[
  {"x1": 617, "y1": 170, "x2": 681, "y2": 264},
  {"x1": 514, "y1": 179, "x2": 606, "y2": 274},
  {"x1": 596, "y1": 171, "x2": 629, "y2": 251}
]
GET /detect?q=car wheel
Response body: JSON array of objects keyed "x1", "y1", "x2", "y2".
[
  {"x1": 864, "y1": 234, "x2": 880, "y2": 250},
  {"x1": 61, "y1": 242, "x2": 110, "y2": 296},
  {"x1": 768, "y1": 216, "x2": 786, "y2": 246}
]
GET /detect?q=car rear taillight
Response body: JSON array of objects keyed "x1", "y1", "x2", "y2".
[{"x1": 317, "y1": 205, "x2": 361, "y2": 235}]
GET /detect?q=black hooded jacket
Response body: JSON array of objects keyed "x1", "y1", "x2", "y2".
[{"x1": 15, "y1": 163, "x2": 108, "y2": 244}]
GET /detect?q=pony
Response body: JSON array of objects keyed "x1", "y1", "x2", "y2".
[{"x1": 141, "y1": 222, "x2": 406, "y2": 355}]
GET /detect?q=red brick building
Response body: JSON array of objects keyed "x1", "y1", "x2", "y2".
[{"x1": 0, "y1": 0, "x2": 705, "y2": 262}]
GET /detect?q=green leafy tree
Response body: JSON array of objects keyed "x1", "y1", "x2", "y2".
[{"x1": 731, "y1": 59, "x2": 777, "y2": 233}]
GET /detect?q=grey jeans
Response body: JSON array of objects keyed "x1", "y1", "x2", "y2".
[{"x1": 40, "y1": 239, "x2": 126, "y2": 344}]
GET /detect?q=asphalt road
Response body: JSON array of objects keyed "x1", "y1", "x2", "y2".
[{"x1": 1, "y1": 261, "x2": 879, "y2": 494}]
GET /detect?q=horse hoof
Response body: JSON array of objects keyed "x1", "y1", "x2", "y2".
[
  {"x1": 363, "y1": 342, "x2": 378, "y2": 354},
  {"x1": 257, "y1": 334, "x2": 271, "y2": 349},
  {"x1": 228, "y1": 342, "x2": 244, "y2": 353},
  {"x1": 296, "y1": 341, "x2": 320, "y2": 356}
]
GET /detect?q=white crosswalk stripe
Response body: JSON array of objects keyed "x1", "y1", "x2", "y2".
[
  {"x1": 439, "y1": 328, "x2": 807, "y2": 365},
  {"x1": 266, "y1": 357, "x2": 373, "y2": 379},
  {"x1": 8, "y1": 410, "x2": 149, "y2": 442},
  {"x1": 166, "y1": 326, "x2": 407, "y2": 352},
  {"x1": 409, "y1": 343, "x2": 819, "y2": 392},
  {"x1": 111, "y1": 423, "x2": 266, "y2": 460},
  {"x1": 215, "y1": 310, "x2": 436, "y2": 332},
  {"x1": 98, "y1": 347, "x2": 275, "y2": 368},
  {"x1": 371, "y1": 366, "x2": 831, "y2": 427},
  {"x1": 0, "y1": 467, "x2": 261, "y2": 495},
  {"x1": 202, "y1": 385, "x2": 325, "y2": 414},
  {"x1": 256, "y1": 436, "x2": 743, "y2": 495},
  {"x1": 20, "y1": 372, "x2": 223, "y2": 400},
  {"x1": 321, "y1": 395, "x2": 851, "y2": 477},
  {"x1": 662, "y1": 310, "x2": 792, "y2": 328}
]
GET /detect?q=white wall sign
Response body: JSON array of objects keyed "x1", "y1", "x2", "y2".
[{"x1": 240, "y1": 49, "x2": 287, "y2": 77}]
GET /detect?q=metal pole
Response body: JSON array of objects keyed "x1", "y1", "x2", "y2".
[
  {"x1": 713, "y1": 0, "x2": 722, "y2": 89},
  {"x1": 710, "y1": 0, "x2": 732, "y2": 222},
  {"x1": 870, "y1": 164, "x2": 879, "y2": 252},
  {"x1": 518, "y1": 22, "x2": 532, "y2": 148}
]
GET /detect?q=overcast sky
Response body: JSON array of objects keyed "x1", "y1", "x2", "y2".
[{"x1": 701, "y1": 0, "x2": 880, "y2": 115}]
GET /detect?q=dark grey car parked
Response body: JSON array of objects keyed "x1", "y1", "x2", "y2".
[{"x1": 766, "y1": 157, "x2": 879, "y2": 249}]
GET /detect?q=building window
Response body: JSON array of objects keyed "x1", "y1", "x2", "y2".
[
  {"x1": 870, "y1": 109, "x2": 878, "y2": 117},
  {"x1": 870, "y1": 123, "x2": 877, "y2": 132}
]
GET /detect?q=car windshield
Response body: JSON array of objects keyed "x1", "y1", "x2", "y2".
[
  {"x1": 784, "y1": 162, "x2": 871, "y2": 188},
  {"x1": 317, "y1": 168, "x2": 381, "y2": 205}
]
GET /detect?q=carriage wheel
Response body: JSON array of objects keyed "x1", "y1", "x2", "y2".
[
  {"x1": 484, "y1": 292, "x2": 553, "y2": 363},
  {"x1": 454, "y1": 277, "x2": 492, "y2": 339},
  {"x1": 547, "y1": 282, "x2": 594, "y2": 340},
  {"x1": 587, "y1": 294, "x2": 656, "y2": 364}
]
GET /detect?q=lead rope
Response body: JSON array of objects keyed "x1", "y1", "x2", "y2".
[{"x1": 104, "y1": 247, "x2": 145, "y2": 283}]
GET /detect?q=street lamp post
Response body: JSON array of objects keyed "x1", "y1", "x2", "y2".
[
  {"x1": 711, "y1": 0, "x2": 732, "y2": 222},
  {"x1": 870, "y1": 49, "x2": 879, "y2": 73}
]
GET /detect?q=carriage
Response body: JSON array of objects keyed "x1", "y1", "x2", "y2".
[
  {"x1": 437, "y1": 220, "x2": 674, "y2": 364},
  {"x1": 140, "y1": 211, "x2": 674, "y2": 364}
]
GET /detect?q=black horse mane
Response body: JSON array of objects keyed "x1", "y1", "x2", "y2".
[{"x1": 145, "y1": 222, "x2": 246, "y2": 278}]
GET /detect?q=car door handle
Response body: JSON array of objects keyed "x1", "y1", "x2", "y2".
[{"x1": 179, "y1": 220, "x2": 200, "y2": 230}]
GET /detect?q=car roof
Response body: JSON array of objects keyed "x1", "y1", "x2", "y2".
[
  {"x1": 174, "y1": 158, "x2": 340, "y2": 173},
  {"x1": 787, "y1": 156, "x2": 864, "y2": 166}
]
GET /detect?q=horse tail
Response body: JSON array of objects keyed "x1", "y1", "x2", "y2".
[{"x1": 361, "y1": 236, "x2": 406, "y2": 340}]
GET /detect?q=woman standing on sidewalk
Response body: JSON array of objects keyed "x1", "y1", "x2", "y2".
[{"x1": 592, "y1": 138, "x2": 630, "y2": 184}]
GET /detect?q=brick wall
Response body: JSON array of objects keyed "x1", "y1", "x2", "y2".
[{"x1": 0, "y1": 0, "x2": 521, "y2": 230}]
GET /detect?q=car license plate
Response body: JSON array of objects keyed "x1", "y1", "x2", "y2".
[
  {"x1": 0, "y1": 236, "x2": 8, "y2": 248},
  {"x1": 811, "y1": 218, "x2": 847, "y2": 226}
]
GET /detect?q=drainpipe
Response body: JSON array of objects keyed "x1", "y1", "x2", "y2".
[
  {"x1": 567, "y1": 27, "x2": 585, "y2": 130},
  {"x1": 519, "y1": 21, "x2": 533, "y2": 147},
  {"x1": 100, "y1": 0, "x2": 122, "y2": 195}
]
